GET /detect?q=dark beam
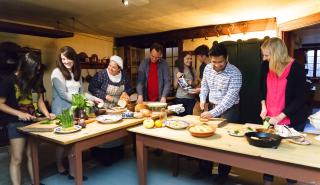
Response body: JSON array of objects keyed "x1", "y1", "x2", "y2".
[
  {"x1": 0, "y1": 21, "x2": 74, "y2": 38},
  {"x1": 115, "y1": 18, "x2": 276, "y2": 48}
]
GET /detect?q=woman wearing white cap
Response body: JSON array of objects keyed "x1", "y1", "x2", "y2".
[
  {"x1": 88, "y1": 55, "x2": 132, "y2": 165},
  {"x1": 89, "y1": 55, "x2": 132, "y2": 108}
]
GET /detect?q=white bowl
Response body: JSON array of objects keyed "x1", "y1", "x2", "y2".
[{"x1": 308, "y1": 116, "x2": 320, "y2": 130}]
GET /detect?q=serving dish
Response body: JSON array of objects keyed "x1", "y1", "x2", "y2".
[
  {"x1": 165, "y1": 120, "x2": 189, "y2": 129},
  {"x1": 96, "y1": 114, "x2": 122, "y2": 124},
  {"x1": 188, "y1": 124, "x2": 216, "y2": 137},
  {"x1": 54, "y1": 125, "x2": 82, "y2": 134}
]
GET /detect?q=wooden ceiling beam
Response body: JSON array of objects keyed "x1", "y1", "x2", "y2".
[
  {"x1": 115, "y1": 18, "x2": 276, "y2": 48},
  {"x1": 0, "y1": 20, "x2": 74, "y2": 38}
]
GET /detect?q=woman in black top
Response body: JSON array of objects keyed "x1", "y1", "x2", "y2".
[{"x1": 0, "y1": 52, "x2": 54, "y2": 185}]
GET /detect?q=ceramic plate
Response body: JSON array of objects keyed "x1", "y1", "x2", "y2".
[
  {"x1": 228, "y1": 130, "x2": 245, "y2": 137},
  {"x1": 165, "y1": 120, "x2": 189, "y2": 129},
  {"x1": 54, "y1": 125, "x2": 82, "y2": 134},
  {"x1": 96, "y1": 114, "x2": 123, "y2": 124},
  {"x1": 288, "y1": 138, "x2": 311, "y2": 145}
]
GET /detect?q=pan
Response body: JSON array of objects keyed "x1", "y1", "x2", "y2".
[{"x1": 245, "y1": 132, "x2": 282, "y2": 149}]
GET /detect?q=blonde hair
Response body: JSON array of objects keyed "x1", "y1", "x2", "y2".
[{"x1": 261, "y1": 37, "x2": 291, "y2": 76}]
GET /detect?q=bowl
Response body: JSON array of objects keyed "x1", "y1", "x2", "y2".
[
  {"x1": 94, "y1": 109, "x2": 106, "y2": 116},
  {"x1": 245, "y1": 132, "x2": 282, "y2": 148}
]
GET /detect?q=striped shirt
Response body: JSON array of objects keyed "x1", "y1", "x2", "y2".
[{"x1": 199, "y1": 63, "x2": 242, "y2": 117}]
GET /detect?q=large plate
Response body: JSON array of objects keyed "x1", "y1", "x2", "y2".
[
  {"x1": 165, "y1": 120, "x2": 189, "y2": 129},
  {"x1": 228, "y1": 129, "x2": 245, "y2": 137},
  {"x1": 96, "y1": 114, "x2": 123, "y2": 124},
  {"x1": 54, "y1": 125, "x2": 82, "y2": 134}
]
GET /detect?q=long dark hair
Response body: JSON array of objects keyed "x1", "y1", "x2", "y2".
[
  {"x1": 177, "y1": 51, "x2": 194, "y2": 80},
  {"x1": 15, "y1": 52, "x2": 42, "y2": 97},
  {"x1": 57, "y1": 46, "x2": 81, "y2": 81}
]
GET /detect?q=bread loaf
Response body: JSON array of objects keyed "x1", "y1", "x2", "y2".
[{"x1": 135, "y1": 103, "x2": 147, "y2": 112}]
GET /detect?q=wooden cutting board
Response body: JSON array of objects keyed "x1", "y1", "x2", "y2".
[
  {"x1": 19, "y1": 120, "x2": 58, "y2": 132},
  {"x1": 170, "y1": 115, "x2": 226, "y2": 127}
]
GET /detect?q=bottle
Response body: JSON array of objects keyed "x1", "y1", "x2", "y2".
[{"x1": 160, "y1": 108, "x2": 167, "y2": 121}]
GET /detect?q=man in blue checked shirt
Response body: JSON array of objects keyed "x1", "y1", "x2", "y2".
[{"x1": 199, "y1": 42, "x2": 242, "y2": 184}]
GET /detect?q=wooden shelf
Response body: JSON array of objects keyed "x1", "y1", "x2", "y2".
[{"x1": 80, "y1": 63, "x2": 107, "y2": 69}]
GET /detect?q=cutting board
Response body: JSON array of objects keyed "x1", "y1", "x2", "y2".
[
  {"x1": 19, "y1": 121, "x2": 58, "y2": 132},
  {"x1": 170, "y1": 115, "x2": 226, "y2": 127}
]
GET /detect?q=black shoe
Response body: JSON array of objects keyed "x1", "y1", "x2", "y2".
[
  {"x1": 68, "y1": 174, "x2": 88, "y2": 181},
  {"x1": 213, "y1": 175, "x2": 228, "y2": 185},
  {"x1": 58, "y1": 169, "x2": 69, "y2": 175},
  {"x1": 30, "y1": 183, "x2": 45, "y2": 185},
  {"x1": 191, "y1": 170, "x2": 211, "y2": 179}
]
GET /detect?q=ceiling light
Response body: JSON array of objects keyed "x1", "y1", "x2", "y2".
[{"x1": 122, "y1": 0, "x2": 129, "y2": 6}]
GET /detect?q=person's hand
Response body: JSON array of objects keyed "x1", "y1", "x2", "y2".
[
  {"x1": 192, "y1": 87, "x2": 201, "y2": 94},
  {"x1": 137, "y1": 95, "x2": 143, "y2": 104},
  {"x1": 200, "y1": 111, "x2": 213, "y2": 119},
  {"x1": 176, "y1": 72, "x2": 184, "y2": 78},
  {"x1": 105, "y1": 95, "x2": 114, "y2": 102},
  {"x1": 260, "y1": 106, "x2": 267, "y2": 120},
  {"x1": 199, "y1": 102, "x2": 205, "y2": 111},
  {"x1": 187, "y1": 80, "x2": 193, "y2": 86},
  {"x1": 94, "y1": 97, "x2": 104, "y2": 104},
  {"x1": 120, "y1": 92, "x2": 130, "y2": 101},
  {"x1": 269, "y1": 113, "x2": 286, "y2": 125},
  {"x1": 47, "y1": 113, "x2": 56, "y2": 120},
  {"x1": 17, "y1": 112, "x2": 35, "y2": 121},
  {"x1": 160, "y1": 97, "x2": 166, "y2": 103}
]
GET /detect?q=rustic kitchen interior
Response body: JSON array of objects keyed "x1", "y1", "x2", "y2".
[{"x1": 0, "y1": 0, "x2": 320, "y2": 185}]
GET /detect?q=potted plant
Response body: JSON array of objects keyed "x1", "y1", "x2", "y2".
[
  {"x1": 57, "y1": 109, "x2": 74, "y2": 130},
  {"x1": 70, "y1": 94, "x2": 94, "y2": 120}
]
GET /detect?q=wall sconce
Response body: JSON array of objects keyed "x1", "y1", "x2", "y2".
[{"x1": 122, "y1": 0, "x2": 129, "y2": 6}]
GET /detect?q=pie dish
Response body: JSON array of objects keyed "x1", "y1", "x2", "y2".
[
  {"x1": 188, "y1": 124, "x2": 216, "y2": 137},
  {"x1": 54, "y1": 125, "x2": 82, "y2": 134},
  {"x1": 165, "y1": 120, "x2": 189, "y2": 129}
]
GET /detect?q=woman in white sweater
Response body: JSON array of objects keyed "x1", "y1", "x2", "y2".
[{"x1": 51, "y1": 46, "x2": 102, "y2": 181}]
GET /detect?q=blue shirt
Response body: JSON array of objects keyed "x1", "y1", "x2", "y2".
[{"x1": 199, "y1": 63, "x2": 242, "y2": 117}]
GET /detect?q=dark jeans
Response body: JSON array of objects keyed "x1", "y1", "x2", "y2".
[
  {"x1": 199, "y1": 104, "x2": 239, "y2": 177},
  {"x1": 263, "y1": 174, "x2": 297, "y2": 184},
  {"x1": 175, "y1": 98, "x2": 196, "y2": 116}
]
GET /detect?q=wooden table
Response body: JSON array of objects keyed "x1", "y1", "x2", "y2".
[
  {"x1": 128, "y1": 121, "x2": 320, "y2": 185},
  {"x1": 21, "y1": 116, "x2": 148, "y2": 185}
]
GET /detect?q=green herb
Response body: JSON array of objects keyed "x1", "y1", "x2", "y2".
[
  {"x1": 247, "y1": 127, "x2": 253, "y2": 131},
  {"x1": 234, "y1": 130, "x2": 240, "y2": 134},
  {"x1": 262, "y1": 117, "x2": 270, "y2": 129},
  {"x1": 57, "y1": 109, "x2": 74, "y2": 128},
  {"x1": 70, "y1": 94, "x2": 93, "y2": 115},
  {"x1": 39, "y1": 120, "x2": 52, "y2": 125}
]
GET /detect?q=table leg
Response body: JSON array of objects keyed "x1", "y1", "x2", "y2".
[
  {"x1": 71, "y1": 144, "x2": 83, "y2": 185},
  {"x1": 30, "y1": 137, "x2": 40, "y2": 185},
  {"x1": 136, "y1": 136, "x2": 148, "y2": 185}
]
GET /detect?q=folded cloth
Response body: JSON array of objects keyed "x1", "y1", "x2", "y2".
[
  {"x1": 275, "y1": 125, "x2": 303, "y2": 138},
  {"x1": 168, "y1": 104, "x2": 185, "y2": 114}
]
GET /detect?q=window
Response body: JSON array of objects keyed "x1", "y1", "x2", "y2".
[{"x1": 305, "y1": 49, "x2": 320, "y2": 78}]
